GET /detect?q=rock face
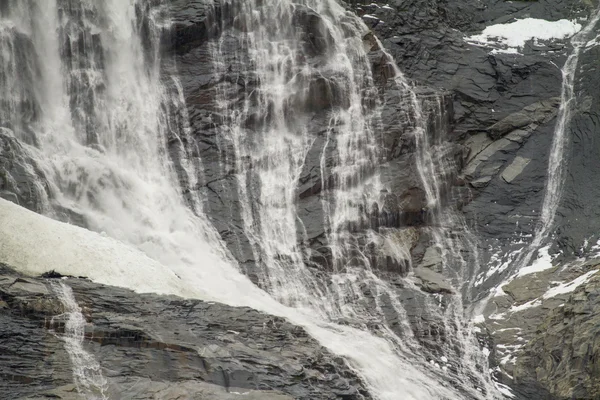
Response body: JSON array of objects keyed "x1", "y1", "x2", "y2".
[
  {"x1": 514, "y1": 271, "x2": 600, "y2": 400},
  {"x1": 2, "y1": 0, "x2": 600, "y2": 398},
  {"x1": 0, "y1": 128, "x2": 49, "y2": 212},
  {"x1": 0, "y1": 265, "x2": 369, "y2": 400},
  {"x1": 473, "y1": 256, "x2": 600, "y2": 400}
]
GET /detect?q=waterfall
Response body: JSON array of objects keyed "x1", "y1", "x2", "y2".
[
  {"x1": 382, "y1": 45, "x2": 500, "y2": 399},
  {"x1": 211, "y1": 0, "x2": 389, "y2": 318},
  {"x1": 51, "y1": 282, "x2": 109, "y2": 399},
  {"x1": 490, "y1": 8, "x2": 600, "y2": 288},
  {"x1": 0, "y1": 0, "x2": 258, "y2": 303},
  {"x1": 0, "y1": 0, "x2": 503, "y2": 399},
  {"x1": 208, "y1": 0, "x2": 503, "y2": 398}
]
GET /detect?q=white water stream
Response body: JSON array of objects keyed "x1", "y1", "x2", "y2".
[
  {"x1": 483, "y1": 7, "x2": 600, "y2": 294},
  {"x1": 383, "y1": 48, "x2": 500, "y2": 399},
  {"x1": 52, "y1": 281, "x2": 109, "y2": 399}
]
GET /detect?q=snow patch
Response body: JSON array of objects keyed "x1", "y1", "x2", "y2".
[
  {"x1": 466, "y1": 18, "x2": 582, "y2": 54},
  {"x1": 494, "y1": 381, "x2": 516, "y2": 398},
  {"x1": 509, "y1": 299, "x2": 542, "y2": 313},
  {"x1": 0, "y1": 199, "x2": 200, "y2": 299},
  {"x1": 517, "y1": 245, "x2": 555, "y2": 277},
  {"x1": 543, "y1": 270, "x2": 598, "y2": 298}
]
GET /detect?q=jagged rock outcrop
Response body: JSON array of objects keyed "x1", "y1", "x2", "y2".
[
  {"x1": 0, "y1": 265, "x2": 369, "y2": 400},
  {"x1": 475, "y1": 257, "x2": 600, "y2": 400},
  {"x1": 514, "y1": 271, "x2": 600, "y2": 400}
]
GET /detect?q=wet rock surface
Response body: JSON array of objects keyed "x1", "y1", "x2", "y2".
[
  {"x1": 0, "y1": 128, "x2": 49, "y2": 213},
  {"x1": 0, "y1": 264, "x2": 369, "y2": 400},
  {"x1": 117, "y1": 0, "x2": 600, "y2": 397},
  {"x1": 3, "y1": 0, "x2": 600, "y2": 398}
]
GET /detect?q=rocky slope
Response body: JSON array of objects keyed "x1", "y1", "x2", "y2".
[{"x1": 0, "y1": 265, "x2": 368, "y2": 400}]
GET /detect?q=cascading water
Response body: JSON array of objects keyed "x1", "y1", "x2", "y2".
[
  {"x1": 382, "y1": 49, "x2": 500, "y2": 398},
  {"x1": 0, "y1": 0, "x2": 255, "y2": 304},
  {"x1": 209, "y1": 0, "x2": 503, "y2": 398},
  {"x1": 211, "y1": 0, "x2": 390, "y2": 319},
  {"x1": 51, "y1": 282, "x2": 109, "y2": 399},
  {"x1": 511, "y1": 8, "x2": 600, "y2": 271},
  {"x1": 0, "y1": 0, "x2": 503, "y2": 399}
]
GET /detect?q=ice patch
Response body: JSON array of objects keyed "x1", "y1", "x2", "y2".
[
  {"x1": 466, "y1": 18, "x2": 582, "y2": 53},
  {"x1": 0, "y1": 199, "x2": 202, "y2": 299}
]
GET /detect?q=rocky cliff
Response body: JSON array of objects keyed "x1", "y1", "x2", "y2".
[{"x1": 2, "y1": 0, "x2": 600, "y2": 399}]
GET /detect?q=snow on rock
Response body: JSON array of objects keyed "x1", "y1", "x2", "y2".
[
  {"x1": 0, "y1": 198, "x2": 280, "y2": 311},
  {"x1": 472, "y1": 314, "x2": 485, "y2": 324},
  {"x1": 0, "y1": 198, "x2": 195, "y2": 297},
  {"x1": 516, "y1": 245, "x2": 555, "y2": 277},
  {"x1": 494, "y1": 381, "x2": 516, "y2": 399},
  {"x1": 466, "y1": 18, "x2": 582, "y2": 53},
  {"x1": 509, "y1": 299, "x2": 542, "y2": 313},
  {"x1": 543, "y1": 270, "x2": 599, "y2": 298}
]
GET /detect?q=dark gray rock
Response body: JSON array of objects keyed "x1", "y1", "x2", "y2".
[
  {"x1": 0, "y1": 264, "x2": 370, "y2": 400},
  {"x1": 0, "y1": 128, "x2": 49, "y2": 213}
]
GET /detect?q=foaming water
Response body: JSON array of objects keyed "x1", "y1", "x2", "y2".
[
  {"x1": 210, "y1": 0, "x2": 500, "y2": 398},
  {"x1": 0, "y1": 0, "x2": 495, "y2": 399}
]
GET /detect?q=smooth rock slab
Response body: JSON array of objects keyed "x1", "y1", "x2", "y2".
[{"x1": 502, "y1": 156, "x2": 531, "y2": 183}]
